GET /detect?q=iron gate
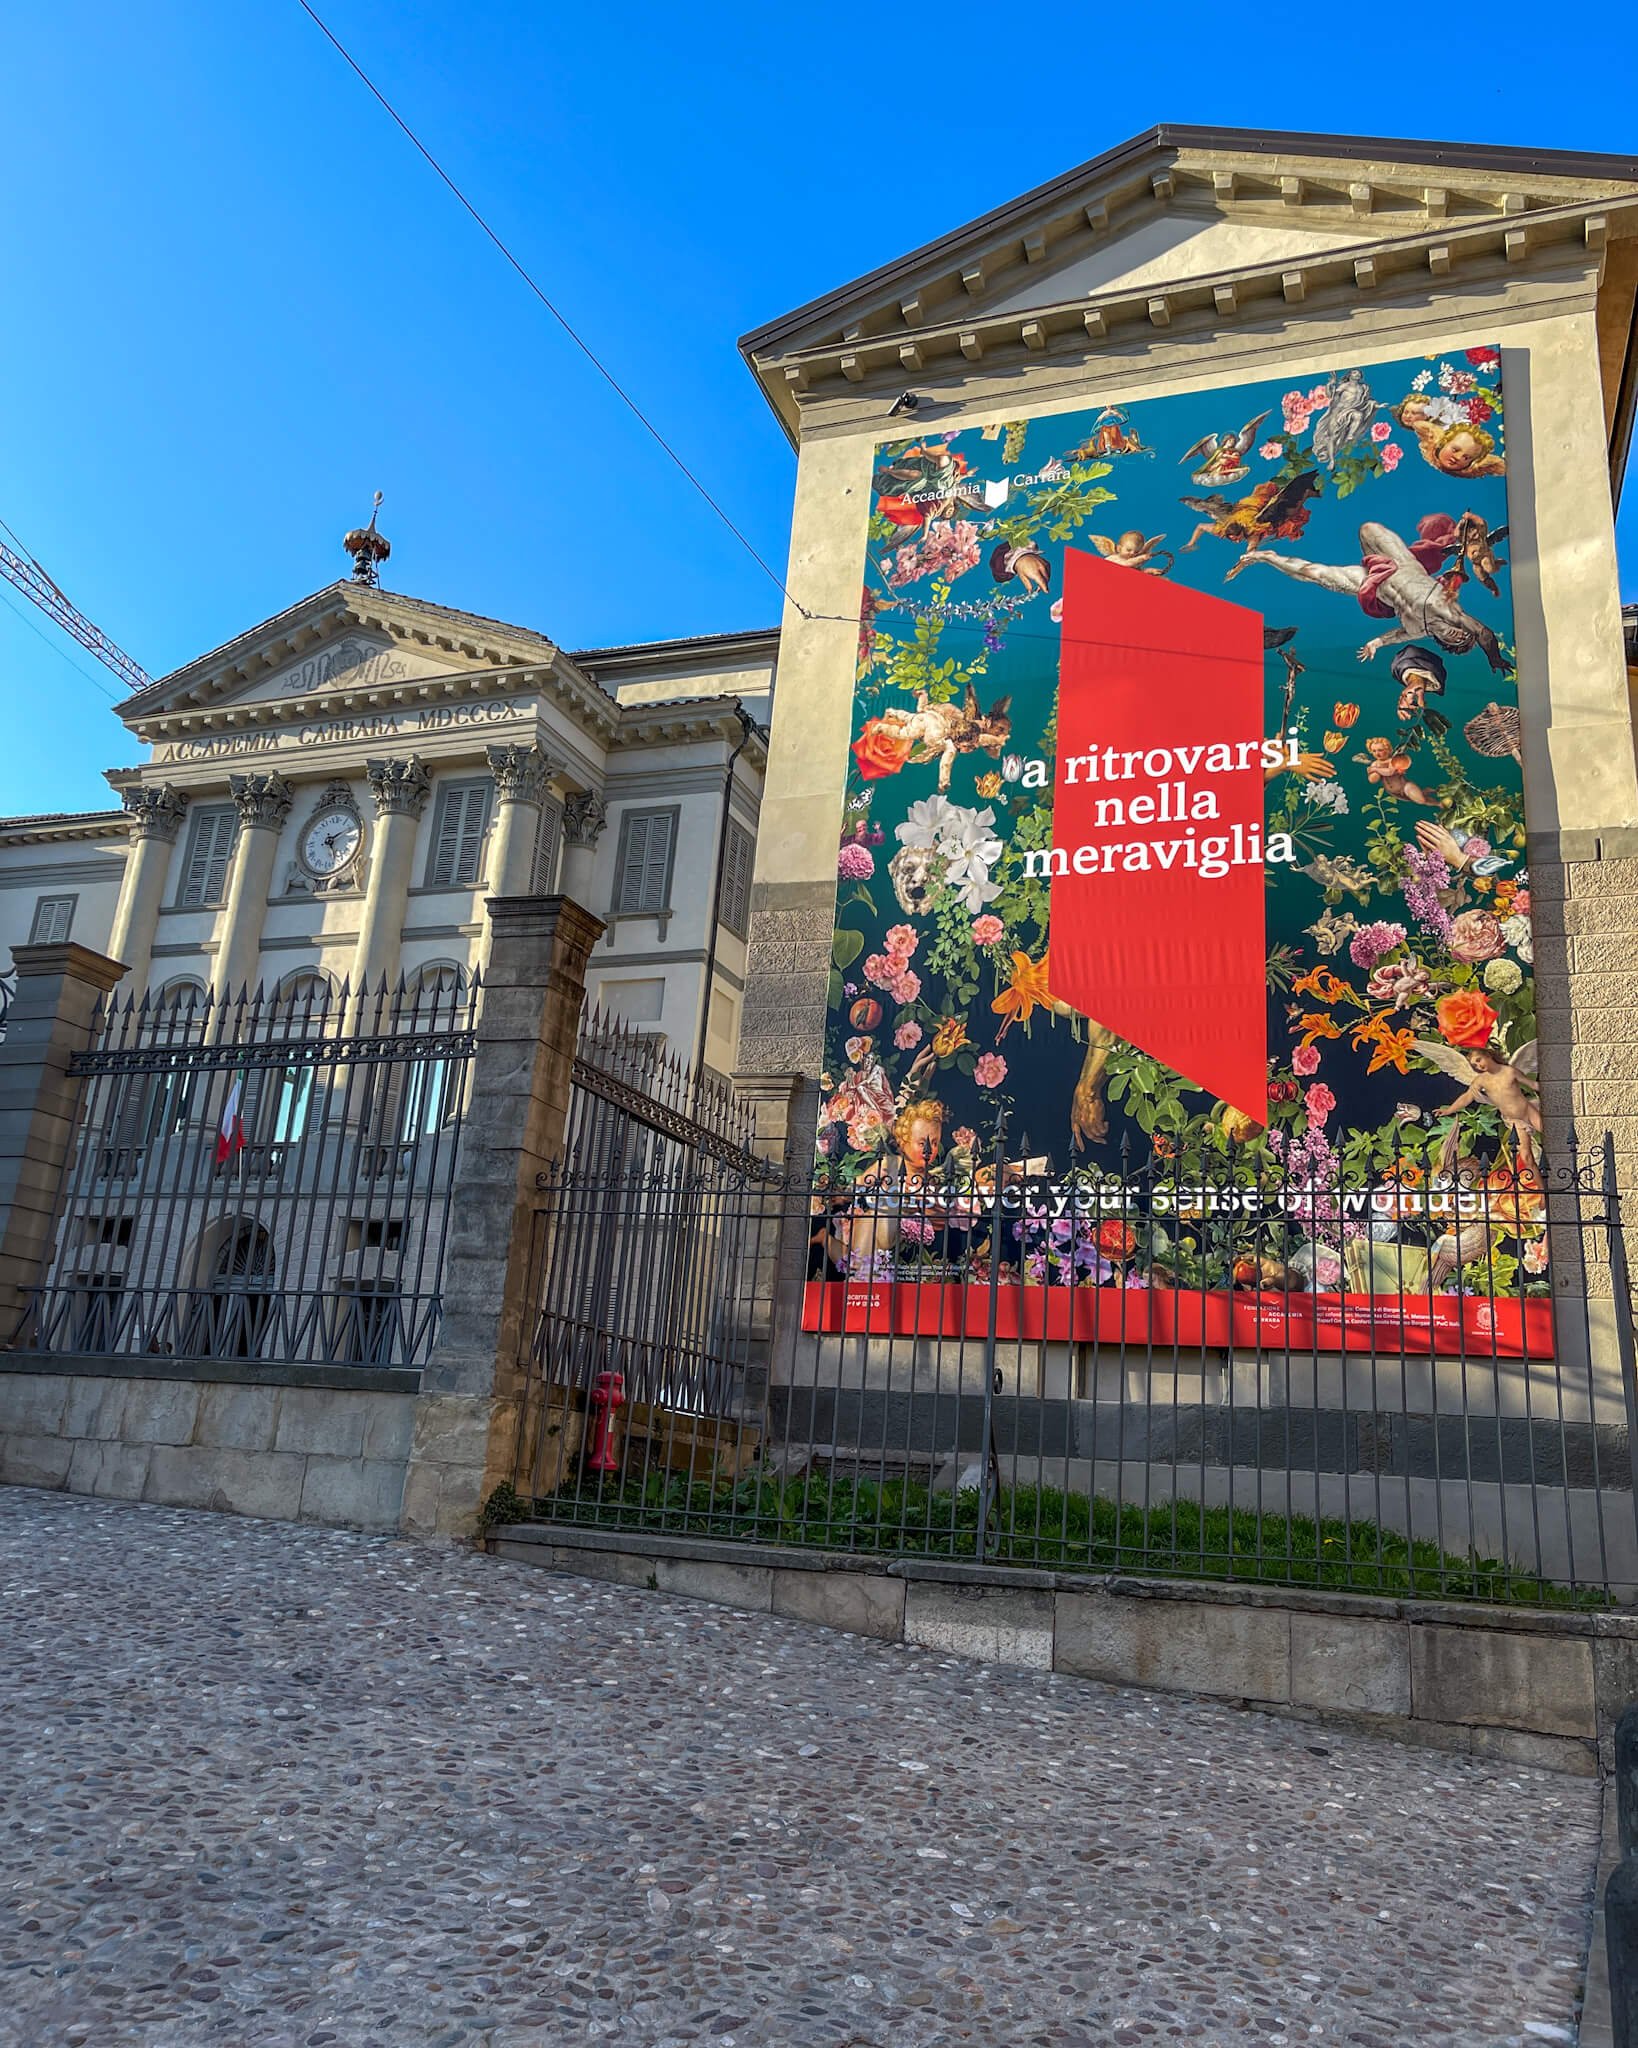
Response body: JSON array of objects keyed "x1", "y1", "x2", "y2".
[{"x1": 11, "y1": 974, "x2": 478, "y2": 1372}]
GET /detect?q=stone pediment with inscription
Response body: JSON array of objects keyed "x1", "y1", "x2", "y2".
[{"x1": 234, "y1": 634, "x2": 455, "y2": 707}]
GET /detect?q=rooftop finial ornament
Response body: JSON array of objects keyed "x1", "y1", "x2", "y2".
[{"x1": 343, "y1": 492, "x2": 391, "y2": 588}]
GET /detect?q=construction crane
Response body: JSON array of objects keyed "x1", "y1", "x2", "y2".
[{"x1": 0, "y1": 522, "x2": 150, "y2": 694}]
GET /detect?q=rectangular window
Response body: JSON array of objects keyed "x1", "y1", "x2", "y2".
[
  {"x1": 532, "y1": 797, "x2": 564, "y2": 894},
  {"x1": 719, "y1": 820, "x2": 753, "y2": 938},
  {"x1": 28, "y1": 894, "x2": 76, "y2": 944},
  {"x1": 425, "y1": 780, "x2": 492, "y2": 888},
  {"x1": 176, "y1": 806, "x2": 238, "y2": 908},
  {"x1": 613, "y1": 806, "x2": 679, "y2": 917}
]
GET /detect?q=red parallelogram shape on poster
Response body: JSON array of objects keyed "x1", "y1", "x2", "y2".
[{"x1": 1050, "y1": 548, "x2": 1268, "y2": 1124}]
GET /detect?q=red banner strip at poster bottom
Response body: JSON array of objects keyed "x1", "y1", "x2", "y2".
[{"x1": 800, "y1": 1279, "x2": 1554, "y2": 1360}]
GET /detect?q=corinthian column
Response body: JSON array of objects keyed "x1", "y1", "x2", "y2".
[
  {"x1": 214, "y1": 772, "x2": 294, "y2": 997},
  {"x1": 352, "y1": 755, "x2": 432, "y2": 994},
  {"x1": 106, "y1": 784, "x2": 189, "y2": 992},
  {"x1": 485, "y1": 744, "x2": 556, "y2": 896},
  {"x1": 478, "y1": 744, "x2": 558, "y2": 974},
  {"x1": 560, "y1": 790, "x2": 608, "y2": 908}
]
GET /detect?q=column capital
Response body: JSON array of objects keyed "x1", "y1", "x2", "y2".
[
  {"x1": 486, "y1": 742, "x2": 557, "y2": 808},
  {"x1": 365, "y1": 754, "x2": 432, "y2": 819},
  {"x1": 562, "y1": 789, "x2": 609, "y2": 848},
  {"x1": 228, "y1": 769, "x2": 294, "y2": 831},
  {"x1": 121, "y1": 783, "x2": 189, "y2": 844}
]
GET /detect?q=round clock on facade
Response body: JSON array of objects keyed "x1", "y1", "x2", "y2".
[{"x1": 297, "y1": 799, "x2": 363, "y2": 882}]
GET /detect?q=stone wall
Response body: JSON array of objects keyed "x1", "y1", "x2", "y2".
[
  {"x1": 0, "y1": 1363, "x2": 414, "y2": 1531},
  {"x1": 1532, "y1": 841, "x2": 1638, "y2": 1182}
]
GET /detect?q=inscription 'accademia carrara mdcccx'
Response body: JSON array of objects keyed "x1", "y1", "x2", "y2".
[{"x1": 152, "y1": 698, "x2": 530, "y2": 764}]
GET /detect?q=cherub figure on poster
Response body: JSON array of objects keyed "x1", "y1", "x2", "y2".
[
  {"x1": 1415, "y1": 1038, "x2": 1542, "y2": 1172},
  {"x1": 871, "y1": 684, "x2": 1014, "y2": 793},
  {"x1": 1393, "y1": 396, "x2": 1507, "y2": 477},
  {"x1": 1086, "y1": 529, "x2": 1173, "y2": 575},
  {"x1": 1178, "y1": 411, "x2": 1271, "y2": 485}
]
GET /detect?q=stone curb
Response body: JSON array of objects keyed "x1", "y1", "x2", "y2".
[{"x1": 486, "y1": 1521, "x2": 1638, "y2": 1780}]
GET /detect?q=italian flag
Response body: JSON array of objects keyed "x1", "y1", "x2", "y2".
[{"x1": 215, "y1": 1072, "x2": 247, "y2": 1168}]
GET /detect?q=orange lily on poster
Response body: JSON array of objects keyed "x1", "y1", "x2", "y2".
[{"x1": 992, "y1": 950, "x2": 1053, "y2": 1039}]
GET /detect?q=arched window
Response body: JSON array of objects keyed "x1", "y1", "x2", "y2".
[
  {"x1": 264, "y1": 971, "x2": 338, "y2": 1148},
  {"x1": 181, "y1": 1216, "x2": 275, "y2": 1359},
  {"x1": 394, "y1": 963, "x2": 468, "y2": 1140}
]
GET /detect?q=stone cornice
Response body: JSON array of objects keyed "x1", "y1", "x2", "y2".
[
  {"x1": 612, "y1": 699, "x2": 769, "y2": 765},
  {"x1": 744, "y1": 126, "x2": 1638, "y2": 363},
  {"x1": 757, "y1": 196, "x2": 1631, "y2": 419},
  {"x1": 0, "y1": 810, "x2": 128, "y2": 847},
  {"x1": 127, "y1": 658, "x2": 620, "y2": 749}
]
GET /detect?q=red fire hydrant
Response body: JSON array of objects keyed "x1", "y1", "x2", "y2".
[{"x1": 585, "y1": 1370, "x2": 626, "y2": 1476}]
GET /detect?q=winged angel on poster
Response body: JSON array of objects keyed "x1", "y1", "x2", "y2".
[{"x1": 810, "y1": 347, "x2": 1552, "y2": 1356}]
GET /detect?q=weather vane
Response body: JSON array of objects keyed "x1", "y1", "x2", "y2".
[{"x1": 343, "y1": 491, "x2": 391, "y2": 588}]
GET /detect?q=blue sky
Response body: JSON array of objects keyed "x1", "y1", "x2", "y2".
[{"x1": 2, "y1": 0, "x2": 1634, "y2": 817}]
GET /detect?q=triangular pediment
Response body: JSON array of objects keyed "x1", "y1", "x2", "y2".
[
  {"x1": 120, "y1": 582, "x2": 572, "y2": 735},
  {"x1": 742, "y1": 125, "x2": 1638, "y2": 438}
]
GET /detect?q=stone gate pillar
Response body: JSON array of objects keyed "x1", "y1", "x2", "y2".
[
  {"x1": 0, "y1": 942, "x2": 127, "y2": 1334},
  {"x1": 401, "y1": 893, "x2": 603, "y2": 1537}
]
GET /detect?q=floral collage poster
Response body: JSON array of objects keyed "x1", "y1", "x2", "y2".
[{"x1": 815, "y1": 344, "x2": 1551, "y2": 1342}]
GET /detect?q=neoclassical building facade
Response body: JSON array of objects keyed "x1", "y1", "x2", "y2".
[{"x1": 0, "y1": 577, "x2": 775, "y2": 1073}]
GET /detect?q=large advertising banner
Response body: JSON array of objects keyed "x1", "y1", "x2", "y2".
[{"x1": 808, "y1": 345, "x2": 1550, "y2": 1357}]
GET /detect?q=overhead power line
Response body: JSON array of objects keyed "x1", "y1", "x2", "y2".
[{"x1": 293, "y1": 0, "x2": 812, "y2": 619}]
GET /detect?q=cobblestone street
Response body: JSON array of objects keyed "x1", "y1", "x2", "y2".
[{"x1": 0, "y1": 1489, "x2": 1603, "y2": 2047}]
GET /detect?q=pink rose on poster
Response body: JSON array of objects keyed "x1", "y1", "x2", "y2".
[
  {"x1": 885, "y1": 923, "x2": 919, "y2": 960},
  {"x1": 1292, "y1": 1044, "x2": 1321, "y2": 1077},
  {"x1": 1370, "y1": 421, "x2": 1392, "y2": 442},
  {"x1": 971, "y1": 913, "x2": 1005, "y2": 945},
  {"x1": 952, "y1": 1126, "x2": 977, "y2": 1150},
  {"x1": 888, "y1": 968, "x2": 921, "y2": 1005},
  {"x1": 1259, "y1": 440, "x2": 1283, "y2": 460},
  {"x1": 1512, "y1": 889, "x2": 1531, "y2": 916},
  {"x1": 863, "y1": 953, "x2": 894, "y2": 988},
  {"x1": 894, "y1": 1020, "x2": 923, "y2": 1050},
  {"x1": 1447, "y1": 909, "x2": 1507, "y2": 964},
  {"x1": 1380, "y1": 443, "x2": 1401, "y2": 471},
  {"x1": 974, "y1": 1052, "x2": 1007, "y2": 1088},
  {"x1": 1304, "y1": 1082, "x2": 1336, "y2": 1127}
]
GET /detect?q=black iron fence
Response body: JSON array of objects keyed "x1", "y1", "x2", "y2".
[
  {"x1": 517, "y1": 1124, "x2": 1638, "y2": 1606},
  {"x1": 10, "y1": 973, "x2": 477, "y2": 1372}
]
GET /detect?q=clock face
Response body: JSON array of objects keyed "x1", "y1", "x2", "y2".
[{"x1": 300, "y1": 807, "x2": 362, "y2": 879}]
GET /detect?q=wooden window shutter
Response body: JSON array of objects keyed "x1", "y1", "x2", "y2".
[
  {"x1": 615, "y1": 808, "x2": 677, "y2": 916},
  {"x1": 178, "y1": 807, "x2": 238, "y2": 907},
  {"x1": 29, "y1": 895, "x2": 76, "y2": 943},
  {"x1": 532, "y1": 798, "x2": 564, "y2": 894},
  {"x1": 720, "y1": 821, "x2": 752, "y2": 937},
  {"x1": 427, "y1": 782, "x2": 491, "y2": 888}
]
